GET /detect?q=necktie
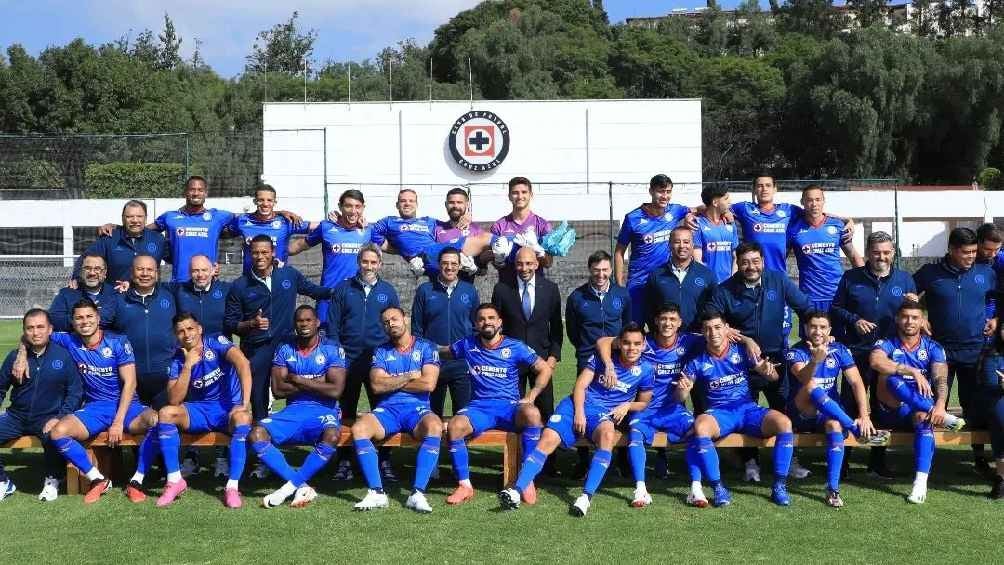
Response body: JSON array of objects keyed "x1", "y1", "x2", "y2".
[{"x1": 521, "y1": 283, "x2": 532, "y2": 320}]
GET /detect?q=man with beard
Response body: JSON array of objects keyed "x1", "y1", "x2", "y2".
[
  {"x1": 434, "y1": 187, "x2": 488, "y2": 282},
  {"x1": 50, "y1": 254, "x2": 118, "y2": 332},
  {"x1": 228, "y1": 184, "x2": 310, "y2": 274}
]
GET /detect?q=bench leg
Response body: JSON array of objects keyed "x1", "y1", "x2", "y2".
[
  {"x1": 502, "y1": 433, "x2": 521, "y2": 487},
  {"x1": 66, "y1": 462, "x2": 81, "y2": 495}
]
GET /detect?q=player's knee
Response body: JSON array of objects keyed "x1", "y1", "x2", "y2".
[
  {"x1": 693, "y1": 416, "x2": 715, "y2": 437},
  {"x1": 248, "y1": 426, "x2": 270, "y2": 444},
  {"x1": 596, "y1": 425, "x2": 616, "y2": 449},
  {"x1": 424, "y1": 417, "x2": 444, "y2": 437},
  {"x1": 158, "y1": 406, "x2": 181, "y2": 424},
  {"x1": 520, "y1": 405, "x2": 542, "y2": 426},
  {"x1": 536, "y1": 429, "x2": 561, "y2": 453},
  {"x1": 447, "y1": 416, "x2": 472, "y2": 440},
  {"x1": 49, "y1": 421, "x2": 70, "y2": 440},
  {"x1": 350, "y1": 419, "x2": 372, "y2": 440},
  {"x1": 320, "y1": 427, "x2": 340, "y2": 446},
  {"x1": 231, "y1": 409, "x2": 252, "y2": 427},
  {"x1": 824, "y1": 419, "x2": 842, "y2": 433}
]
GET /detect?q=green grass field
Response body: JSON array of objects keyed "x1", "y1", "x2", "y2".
[{"x1": 0, "y1": 320, "x2": 1000, "y2": 564}]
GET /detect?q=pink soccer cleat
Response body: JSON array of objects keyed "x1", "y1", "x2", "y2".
[
  {"x1": 223, "y1": 487, "x2": 243, "y2": 509},
  {"x1": 155, "y1": 479, "x2": 188, "y2": 507}
]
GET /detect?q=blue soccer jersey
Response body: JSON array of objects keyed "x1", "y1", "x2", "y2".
[
  {"x1": 683, "y1": 342, "x2": 757, "y2": 408},
  {"x1": 617, "y1": 204, "x2": 690, "y2": 289},
  {"x1": 787, "y1": 215, "x2": 846, "y2": 302},
  {"x1": 784, "y1": 340, "x2": 856, "y2": 401},
  {"x1": 872, "y1": 335, "x2": 947, "y2": 382},
  {"x1": 370, "y1": 215, "x2": 438, "y2": 259},
  {"x1": 372, "y1": 337, "x2": 440, "y2": 406},
  {"x1": 50, "y1": 331, "x2": 136, "y2": 403},
  {"x1": 167, "y1": 335, "x2": 241, "y2": 405},
  {"x1": 155, "y1": 208, "x2": 236, "y2": 282},
  {"x1": 584, "y1": 355, "x2": 655, "y2": 412},
  {"x1": 306, "y1": 220, "x2": 373, "y2": 288},
  {"x1": 731, "y1": 201, "x2": 803, "y2": 272},
  {"x1": 693, "y1": 215, "x2": 739, "y2": 283},
  {"x1": 229, "y1": 213, "x2": 309, "y2": 272},
  {"x1": 450, "y1": 335, "x2": 539, "y2": 402},
  {"x1": 272, "y1": 339, "x2": 347, "y2": 409},
  {"x1": 643, "y1": 333, "x2": 704, "y2": 411}
]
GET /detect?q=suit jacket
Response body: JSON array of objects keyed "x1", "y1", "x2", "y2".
[{"x1": 491, "y1": 272, "x2": 563, "y2": 361}]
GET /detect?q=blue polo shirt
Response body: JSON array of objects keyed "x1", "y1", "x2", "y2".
[
  {"x1": 565, "y1": 282, "x2": 632, "y2": 368},
  {"x1": 913, "y1": 257, "x2": 996, "y2": 363},
  {"x1": 76, "y1": 226, "x2": 168, "y2": 283},
  {"x1": 830, "y1": 266, "x2": 916, "y2": 354}
]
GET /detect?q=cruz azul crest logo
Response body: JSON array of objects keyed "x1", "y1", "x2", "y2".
[{"x1": 448, "y1": 111, "x2": 510, "y2": 172}]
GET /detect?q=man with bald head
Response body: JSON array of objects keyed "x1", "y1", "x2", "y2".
[
  {"x1": 172, "y1": 255, "x2": 231, "y2": 337},
  {"x1": 106, "y1": 255, "x2": 178, "y2": 407},
  {"x1": 491, "y1": 246, "x2": 563, "y2": 475}
]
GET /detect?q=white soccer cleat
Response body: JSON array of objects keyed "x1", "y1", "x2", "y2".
[
  {"x1": 907, "y1": 483, "x2": 927, "y2": 504},
  {"x1": 791, "y1": 459, "x2": 812, "y2": 480},
  {"x1": 0, "y1": 479, "x2": 16, "y2": 502},
  {"x1": 290, "y1": 486, "x2": 318, "y2": 509},
  {"x1": 262, "y1": 487, "x2": 294, "y2": 509},
  {"x1": 459, "y1": 253, "x2": 478, "y2": 274},
  {"x1": 353, "y1": 489, "x2": 389, "y2": 511},
  {"x1": 491, "y1": 237, "x2": 513, "y2": 267},
  {"x1": 686, "y1": 491, "x2": 709, "y2": 508},
  {"x1": 631, "y1": 488, "x2": 653, "y2": 508},
  {"x1": 213, "y1": 458, "x2": 229, "y2": 479},
  {"x1": 38, "y1": 477, "x2": 59, "y2": 502},
  {"x1": 744, "y1": 460, "x2": 761, "y2": 483},
  {"x1": 570, "y1": 493, "x2": 591, "y2": 517},
  {"x1": 405, "y1": 490, "x2": 433, "y2": 514},
  {"x1": 249, "y1": 462, "x2": 270, "y2": 480},
  {"x1": 497, "y1": 487, "x2": 521, "y2": 510},
  {"x1": 408, "y1": 256, "x2": 427, "y2": 277}
]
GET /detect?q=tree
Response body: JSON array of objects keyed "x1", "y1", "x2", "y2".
[
  {"x1": 846, "y1": 0, "x2": 889, "y2": 29},
  {"x1": 245, "y1": 11, "x2": 317, "y2": 74},
  {"x1": 158, "y1": 14, "x2": 183, "y2": 70},
  {"x1": 777, "y1": 0, "x2": 850, "y2": 39}
]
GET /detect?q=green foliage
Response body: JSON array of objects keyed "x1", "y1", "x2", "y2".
[
  {"x1": 84, "y1": 162, "x2": 185, "y2": 198},
  {"x1": 979, "y1": 167, "x2": 1003, "y2": 189},
  {"x1": 0, "y1": 159, "x2": 64, "y2": 189}
]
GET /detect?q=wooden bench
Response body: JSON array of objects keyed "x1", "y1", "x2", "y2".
[{"x1": 2, "y1": 430, "x2": 992, "y2": 496}]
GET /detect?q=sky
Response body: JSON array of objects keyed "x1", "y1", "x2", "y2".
[{"x1": 0, "y1": 0, "x2": 727, "y2": 77}]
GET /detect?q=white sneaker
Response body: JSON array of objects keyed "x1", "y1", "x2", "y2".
[
  {"x1": 907, "y1": 483, "x2": 927, "y2": 504},
  {"x1": 570, "y1": 493, "x2": 591, "y2": 517},
  {"x1": 631, "y1": 488, "x2": 652, "y2": 508},
  {"x1": 791, "y1": 459, "x2": 812, "y2": 480},
  {"x1": 213, "y1": 458, "x2": 229, "y2": 479},
  {"x1": 262, "y1": 486, "x2": 294, "y2": 508},
  {"x1": 249, "y1": 462, "x2": 269, "y2": 480},
  {"x1": 353, "y1": 489, "x2": 389, "y2": 511},
  {"x1": 405, "y1": 490, "x2": 433, "y2": 514},
  {"x1": 744, "y1": 460, "x2": 761, "y2": 483},
  {"x1": 459, "y1": 253, "x2": 478, "y2": 274},
  {"x1": 38, "y1": 477, "x2": 59, "y2": 502},
  {"x1": 290, "y1": 486, "x2": 318, "y2": 509},
  {"x1": 181, "y1": 455, "x2": 198, "y2": 478},
  {"x1": 0, "y1": 479, "x2": 16, "y2": 501},
  {"x1": 497, "y1": 487, "x2": 521, "y2": 510},
  {"x1": 408, "y1": 256, "x2": 427, "y2": 276}
]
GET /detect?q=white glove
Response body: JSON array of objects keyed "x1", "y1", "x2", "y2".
[{"x1": 408, "y1": 256, "x2": 426, "y2": 277}]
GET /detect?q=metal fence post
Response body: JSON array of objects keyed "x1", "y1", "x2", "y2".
[
  {"x1": 608, "y1": 180, "x2": 615, "y2": 265},
  {"x1": 184, "y1": 133, "x2": 190, "y2": 179}
]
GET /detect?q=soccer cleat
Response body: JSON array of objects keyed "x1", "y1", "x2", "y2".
[
  {"x1": 790, "y1": 459, "x2": 812, "y2": 480},
  {"x1": 712, "y1": 484, "x2": 732, "y2": 507},
  {"x1": 907, "y1": 483, "x2": 927, "y2": 504},
  {"x1": 771, "y1": 482, "x2": 791, "y2": 507},
  {"x1": 459, "y1": 253, "x2": 478, "y2": 274},
  {"x1": 943, "y1": 416, "x2": 966, "y2": 432},
  {"x1": 38, "y1": 477, "x2": 59, "y2": 502},
  {"x1": 570, "y1": 493, "x2": 591, "y2": 517},
  {"x1": 0, "y1": 479, "x2": 16, "y2": 501},
  {"x1": 860, "y1": 430, "x2": 892, "y2": 447},
  {"x1": 975, "y1": 457, "x2": 993, "y2": 479},
  {"x1": 497, "y1": 488, "x2": 520, "y2": 511},
  {"x1": 990, "y1": 476, "x2": 1004, "y2": 500},
  {"x1": 262, "y1": 487, "x2": 294, "y2": 509},
  {"x1": 408, "y1": 256, "x2": 426, "y2": 277},
  {"x1": 826, "y1": 489, "x2": 845, "y2": 508},
  {"x1": 631, "y1": 488, "x2": 653, "y2": 508},
  {"x1": 249, "y1": 462, "x2": 270, "y2": 480},
  {"x1": 332, "y1": 459, "x2": 355, "y2": 481},
  {"x1": 687, "y1": 491, "x2": 709, "y2": 508},
  {"x1": 213, "y1": 457, "x2": 229, "y2": 479},
  {"x1": 379, "y1": 459, "x2": 400, "y2": 483},
  {"x1": 125, "y1": 480, "x2": 147, "y2": 503},
  {"x1": 223, "y1": 487, "x2": 243, "y2": 509},
  {"x1": 353, "y1": 489, "x2": 389, "y2": 511},
  {"x1": 521, "y1": 481, "x2": 537, "y2": 505},
  {"x1": 446, "y1": 484, "x2": 475, "y2": 505},
  {"x1": 405, "y1": 490, "x2": 433, "y2": 514},
  {"x1": 83, "y1": 478, "x2": 111, "y2": 504},
  {"x1": 155, "y1": 479, "x2": 187, "y2": 507},
  {"x1": 181, "y1": 452, "x2": 200, "y2": 478},
  {"x1": 290, "y1": 486, "x2": 318, "y2": 509},
  {"x1": 744, "y1": 460, "x2": 761, "y2": 483}
]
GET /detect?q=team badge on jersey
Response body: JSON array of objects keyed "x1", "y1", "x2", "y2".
[
  {"x1": 160, "y1": 298, "x2": 171, "y2": 309},
  {"x1": 694, "y1": 277, "x2": 706, "y2": 287},
  {"x1": 891, "y1": 286, "x2": 903, "y2": 296},
  {"x1": 825, "y1": 358, "x2": 836, "y2": 368},
  {"x1": 146, "y1": 242, "x2": 157, "y2": 253},
  {"x1": 630, "y1": 365, "x2": 641, "y2": 376},
  {"x1": 282, "y1": 279, "x2": 292, "y2": 289},
  {"x1": 202, "y1": 212, "x2": 212, "y2": 221},
  {"x1": 271, "y1": 220, "x2": 282, "y2": 229},
  {"x1": 766, "y1": 290, "x2": 778, "y2": 301},
  {"x1": 213, "y1": 289, "x2": 223, "y2": 299},
  {"x1": 918, "y1": 349, "x2": 928, "y2": 361},
  {"x1": 376, "y1": 293, "x2": 388, "y2": 304},
  {"x1": 52, "y1": 359, "x2": 64, "y2": 370},
  {"x1": 777, "y1": 210, "x2": 787, "y2": 218},
  {"x1": 204, "y1": 349, "x2": 215, "y2": 361},
  {"x1": 730, "y1": 353, "x2": 741, "y2": 364},
  {"x1": 612, "y1": 298, "x2": 623, "y2": 310},
  {"x1": 826, "y1": 226, "x2": 838, "y2": 235},
  {"x1": 501, "y1": 348, "x2": 511, "y2": 359},
  {"x1": 101, "y1": 347, "x2": 113, "y2": 358}
]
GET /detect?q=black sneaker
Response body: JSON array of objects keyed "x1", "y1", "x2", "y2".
[
  {"x1": 975, "y1": 457, "x2": 994, "y2": 479},
  {"x1": 991, "y1": 476, "x2": 1004, "y2": 500},
  {"x1": 379, "y1": 459, "x2": 400, "y2": 483},
  {"x1": 867, "y1": 463, "x2": 897, "y2": 480}
]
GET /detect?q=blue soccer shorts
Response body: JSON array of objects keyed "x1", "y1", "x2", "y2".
[
  {"x1": 371, "y1": 399, "x2": 432, "y2": 437},
  {"x1": 74, "y1": 399, "x2": 147, "y2": 437},
  {"x1": 456, "y1": 398, "x2": 521, "y2": 437},
  {"x1": 705, "y1": 401, "x2": 771, "y2": 438},
  {"x1": 547, "y1": 396, "x2": 612, "y2": 449},
  {"x1": 629, "y1": 404, "x2": 695, "y2": 444},
  {"x1": 260, "y1": 402, "x2": 341, "y2": 445},
  {"x1": 184, "y1": 400, "x2": 233, "y2": 433}
]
